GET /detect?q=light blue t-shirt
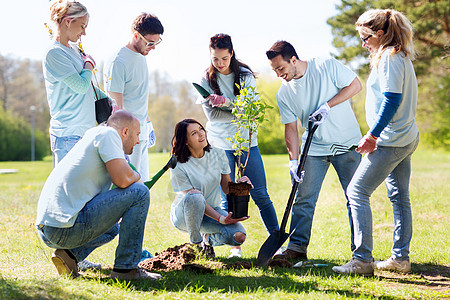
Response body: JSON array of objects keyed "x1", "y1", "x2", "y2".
[
  {"x1": 105, "y1": 47, "x2": 150, "y2": 139},
  {"x1": 170, "y1": 147, "x2": 231, "y2": 208},
  {"x1": 199, "y1": 68, "x2": 258, "y2": 150},
  {"x1": 42, "y1": 40, "x2": 96, "y2": 137},
  {"x1": 277, "y1": 57, "x2": 362, "y2": 156},
  {"x1": 36, "y1": 126, "x2": 125, "y2": 228},
  {"x1": 366, "y1": 49, "x2": 418, "y2": 147}
]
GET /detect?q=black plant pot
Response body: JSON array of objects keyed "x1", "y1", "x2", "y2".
[{"x1": 227, "y1": 194, "x2": 249, "y2": 219}]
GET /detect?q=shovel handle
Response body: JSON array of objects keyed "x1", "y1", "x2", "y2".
[
  {"x1": 279, "y1": 120, "x2": 319, "y2": 232},
  {"x1": 144, "y1": 154, "x2": 177, "y2": 189}
]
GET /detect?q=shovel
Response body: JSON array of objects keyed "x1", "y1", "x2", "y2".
[
  {"x1": 113, "y1": 154, "x2": 177, "y2": 190},
  {"x1": 144, "y1": 154, "x2": 177, "y2": 189},
  {"x1": 256, "y1": 119, "x2": 320, "y2": 266}
]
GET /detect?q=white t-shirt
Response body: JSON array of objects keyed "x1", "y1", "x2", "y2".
[
  {"x1": 199, "y1": 68, "x2": 258, "y2": 150},
  {"x1": 42, "y1": 40, "x2": 96, "y2": 137},
  {"x1": 105, "y1": 47, "x2": 150, "y2": 140},
  {"x1": 36, "y1": 126, "x2": 125, "y2": 228},
  {"x1": 170, "y1": 148, "x2": 231, "y2": 208},
  {"x1": 277, "y1": 57, "x2": 362, "y2": 156},
  {"x1": 365, "y1": 49, "x2": 418, "y2": 147}
]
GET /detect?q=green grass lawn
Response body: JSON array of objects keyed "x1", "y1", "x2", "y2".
[{"x1": 0, "y1": 148, "x2": 449, "y2": 299}]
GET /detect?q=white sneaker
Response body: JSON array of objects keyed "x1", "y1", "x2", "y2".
[
  {"x1": 111, "y1": 268, "x2": 162, "y2": 281},
  {"x1": 375, "y1": 257, "x2": 411, "y2": 273},
  {"x1": 78, "y1": 259, "x2": 101, "y2": 271},
  {"x1": 228, "y1": 248, "x2": 242, "y2": 258},
  {"x1": 332, "y1": 259, "x2": 374, "y2": 277}
]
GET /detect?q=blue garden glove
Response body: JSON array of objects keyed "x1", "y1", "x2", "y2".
[
  {"x1": 147, "y1": 121, "x2": 156, "y2": 148},
  {"x1": 289, "y1": 159, "x2": 305, "y2": 185},
  {"x1": 309, "y1": 102, "x2": 330, "y2": 124}
]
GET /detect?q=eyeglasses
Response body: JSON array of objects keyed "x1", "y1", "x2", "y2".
[
  {"x1": 137, "y1": 31, "x2": 162, "y2": 47},
  {"x1": 360, "y1": 35, "x2": 371, "y2": 44}
]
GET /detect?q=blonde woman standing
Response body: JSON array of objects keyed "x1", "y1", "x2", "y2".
[
  {"x1": 44, "y1": 0, "x2": 109, "y2": 165},
  {"x1": 333, "y1": 9, "x2": 419, "y2": 276},
  {"x1": 43, "y1": 0, "x2": 108, "y2": 271}
]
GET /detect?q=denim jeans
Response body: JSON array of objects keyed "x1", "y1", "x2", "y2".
[
  {"x1": 50, "y1": 134, "x2": 82, "y2": 166},
  {"x1": 221, "y1": 146, "x2": 279, "y2": 234},
  {"x1": 37, "y1": 183, "x2": 150, "y2": 269},
  {"x1": 348, "y1": 135, "x2": 419, "y2": 262},
  {"x1": 171, "y1": 192, "x2": 246, "y2": 247},
  {"x1": 288, "y1": 150, "x2": 361, "y2": 254}
]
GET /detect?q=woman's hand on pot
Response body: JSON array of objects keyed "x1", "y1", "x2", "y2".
[
  {"x1": 218, "y1": 212, "x2": 249, "y2": 225},
  {"x1": 236, "y1": 176, "x2": 254, "y2": 188}
]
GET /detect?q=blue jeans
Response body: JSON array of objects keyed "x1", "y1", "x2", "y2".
[
  {"x1": 288, "y1": 150, "x2": 361, "y2": 254},
  {"x1": 50, "y1": 134, "x2": 81, "y2": 166},
  {"x1": 37, "y1": 183, "x2": 150, "y2": 269},
  {"x1": 221, "y1": 146, "x2": 279, "y2": 233},
  {"x1": 171, "y1": 192, "x2": 246, "y2": 247},
  {"x1": 348, "y1": 135, "x2": 419, "y2": 262}
]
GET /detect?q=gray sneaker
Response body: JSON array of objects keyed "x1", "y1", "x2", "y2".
[
  {"x1": 111, "y1": 268, "x2": 162, "y2": 281},
  {"x1": 78, "y1": 259, "x2": 101, "y2": 271},
  {"x1": 332, "y1": 259, "x2": 374, "y2": 277},
  {"x1": 375, "y1": 257, "x2": 411, "y2": 273},
  {"x1": 51, "y1": 249, "x2": 79, "y2": 278}
]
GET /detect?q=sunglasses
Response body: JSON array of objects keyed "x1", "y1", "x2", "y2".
[
  {"x1": 360, "y1": 35, "x2": 372, "y2": 44},
  {"x1": 137, "y1": 31, "x2": 162, "y2": 47}
]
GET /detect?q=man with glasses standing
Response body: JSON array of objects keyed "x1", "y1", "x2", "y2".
[
  {"x1": 265, "y1": 41, "x2": 362, "y2": 261},
  {"x1": 105, "y1": 13, "x2": 163, "y2": 181}
]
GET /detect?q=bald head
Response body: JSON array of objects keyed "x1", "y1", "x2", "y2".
[
  {"x1": 107, "y1": 110, "x2": 139, "y2": 131},
  {"x1": 107, "y1": 110, "x2": 141, "y2": 155}
]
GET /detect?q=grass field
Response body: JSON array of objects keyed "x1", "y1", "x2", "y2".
[{"x1": 0, "y1": 148, "x2": 449, "y2": 299}]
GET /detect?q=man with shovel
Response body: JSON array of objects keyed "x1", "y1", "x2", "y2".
[
  {"x1": 36, "y1": 110, "x2": 161, "y2": 281},
  {"x1": 266, "y1": 41, "x2": 362, "y2": 260},
  {"x1": 105, "y1": 13, "x2": 163, "y2": 181}
]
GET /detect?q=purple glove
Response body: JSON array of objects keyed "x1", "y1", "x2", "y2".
[{"x1": 206, "y1": 94, "x2": 231, "y2": 107}]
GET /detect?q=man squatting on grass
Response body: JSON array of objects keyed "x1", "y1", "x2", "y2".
[{"x1": 36, "y1": 110, "x2": 161, "y2": 281}]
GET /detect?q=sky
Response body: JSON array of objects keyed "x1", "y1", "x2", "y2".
[{"x1": 0, "y1": 0, "x2": 341, "y2": 83}]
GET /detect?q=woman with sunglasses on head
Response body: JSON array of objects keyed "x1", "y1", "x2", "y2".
[
  {"x1": 333, "y1": 9, "x2": 419, "y2": 276},
  {"x1": 44, "y1": 0, "x2": 110, "y2": 165},
  {"x1": 198, "y1": 34, "x2": 279, "y2": 258},
  {"x1": 43, "y1": 0, "x2": 112, "y2": 272},
  {"x1": 170, "y1": 119, "x2": 250, "y2": 258}
]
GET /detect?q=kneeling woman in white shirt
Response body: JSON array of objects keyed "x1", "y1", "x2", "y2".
[{"x1": 170, "y1": 119, "x2": 251, "y2": 257}]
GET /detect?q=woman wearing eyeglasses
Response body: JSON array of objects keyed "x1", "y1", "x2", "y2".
[
  {"x1": 198, "y1": 34, "x2": 279, "y2": 258},
  {"x1": 44, "y1": 0, "x2": 107, "y2": 165},
  {"x1": 170, "y1": 119, "x2": 250, "y2": 258},
  {"x1": 105, "y1": 12, "x2": 164, "y2": 182},
  {"x1": 333, "y1": 9, "x2": 419, "y2": 276}
]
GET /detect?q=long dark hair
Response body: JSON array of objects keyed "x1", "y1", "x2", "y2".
[
  {"x1": 207, "y1": 33, "x2": 254, "y2": 96},
  {"x1": 171, "y1": 119, "x2": 211, "y2": 163}
]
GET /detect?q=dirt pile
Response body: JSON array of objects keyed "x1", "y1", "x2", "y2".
[
  {"x1": 138, "y1": 243, "x2": 254, "y2": 273},
  {"x1": 139, "y1": 243, "x2": 196, "y2": 271}
]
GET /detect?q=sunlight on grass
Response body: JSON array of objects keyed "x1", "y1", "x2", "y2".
[{"x1": 0, "y1": 149, "x2": 448, "y2": 299}]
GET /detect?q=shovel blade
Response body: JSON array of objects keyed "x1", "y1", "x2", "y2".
[{"x1": 256, "y1": 230, "x2": 290, "y2": 266}]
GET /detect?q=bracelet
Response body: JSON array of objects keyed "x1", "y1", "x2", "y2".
[
  {"x1": 368, "y1": 133, "x2": 378, "y2": 141},
  {"x1": 218, "y1": 215, "x2": 225, "y2": 224},
  {"x1": 84, "y1": 61, "x2": 95, "y2": 69}
]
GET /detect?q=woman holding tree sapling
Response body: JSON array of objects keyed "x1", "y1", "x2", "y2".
[{"x1": 198, "y1": 34, "x2": 279, "y2": 258}]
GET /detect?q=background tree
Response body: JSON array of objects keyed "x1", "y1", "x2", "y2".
[{"x1": 327, "y1": 0, "x2": 450, "y2": 149}]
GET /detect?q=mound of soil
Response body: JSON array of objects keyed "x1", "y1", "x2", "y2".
[
  {"x1": 139, "y1": 243, "x2": 258, "y2": 274},
  {"x1": 139, "y1": 243, "x2": 196, "y2": 271}
]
